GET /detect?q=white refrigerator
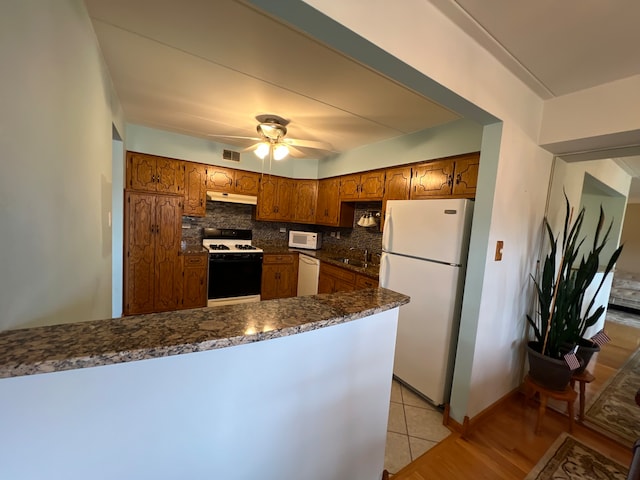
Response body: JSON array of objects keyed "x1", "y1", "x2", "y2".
[{"x1": 380, "y1": 198, "x2": 474, "y2": 406}]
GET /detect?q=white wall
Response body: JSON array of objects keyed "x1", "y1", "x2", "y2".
[
  {"x1": 0, "y1": 0, "x2": 119, "y2": 330},
  {"x1": 298, "y1": 0, "x2": 552, "y2": 421},
  {"x1": 0, "y1": 310, "x2": 398, "y2": 480},
  {"x1": 318, "y1": 118, "x2": 483, "y2": 177}
]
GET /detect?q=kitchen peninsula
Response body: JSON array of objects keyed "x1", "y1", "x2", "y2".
[{"x1": 0, "y1": 289, "x2": 408, "y2": 480}]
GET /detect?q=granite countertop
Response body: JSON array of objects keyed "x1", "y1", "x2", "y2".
[
  {"x1": 0, "y1": 289, "x2": 408, "y2": 379},
  {"x1": 257, "y1": 243, "x2": 380, "y2": 279}
]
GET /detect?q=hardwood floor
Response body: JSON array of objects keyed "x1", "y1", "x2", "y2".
[{"x1": 391, "y1": 316, "x2": 640, "y2": 479}]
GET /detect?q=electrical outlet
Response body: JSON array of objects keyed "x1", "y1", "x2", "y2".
[
  {"x1": 330, "y1": 232, "x2": 336, "y2": 237},
  {"x1": 336, "y1": 231, "x2": 340, "y2": 239},
  {"x1": 279, "y1": 227, "x2": 286, "y2": 233}
]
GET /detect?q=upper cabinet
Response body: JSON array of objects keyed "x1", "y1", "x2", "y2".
[
  {"x1": 207, "y1": 166, "x2": 260, "y2": 196},
  {"x1": 381, "y1": 166, "x2": 412, "y2": 230},
  {"x1": 451, "y1": 153, "x2": 480, "y2": 197},
  {"x1": 339, "y1": 171, "x2": 385, "y2": 201},
  {"x1": 126, "y1": 151, "x2": 184, "y2": 194},
  {"x1": 316, "y1": 178, "x2": 355, "y2": 227},
  {"x1": 256, "y1": 175, "x2": 295, "y2": 221},
  {"x1": 183, "y1": 162, "x2": 208, "y2": 217},
  {"x1": 410, "y1": 153, "x2": 479, "y2": 200},
  {"x1": 292, "y1": 179, "x2": 318, "y2": 223}
]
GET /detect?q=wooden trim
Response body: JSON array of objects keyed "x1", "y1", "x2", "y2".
[{"x1": 443, "y1": 386, "x2": 521, "y2": 439}]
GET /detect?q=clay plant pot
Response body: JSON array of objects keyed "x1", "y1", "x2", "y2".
[
  {"x1": 526, "y1": 341, "x2": 578, "y2": 391},
  {"x1": 574, "y1": 338, "x2": 600, "y2": 374}
]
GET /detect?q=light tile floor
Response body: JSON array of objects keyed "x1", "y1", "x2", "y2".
[{"x1": 384, "y1": 378, "x2": 451, "y2": 475}]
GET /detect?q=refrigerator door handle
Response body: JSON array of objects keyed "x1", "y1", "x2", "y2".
[
  {"x1": 382, "y1": 205, "x2": 392, "y2": 251},
  {"x1": 379, "y1": 252, "x2": 389, "y2": 287}
]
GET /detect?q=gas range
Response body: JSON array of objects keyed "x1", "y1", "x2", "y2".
[
  {"x1": 202, "y1": 228, "x2": 263, "y2": 307},
  {"x1": 202, "y1": 228, "x2": 264, "y2": 254}
]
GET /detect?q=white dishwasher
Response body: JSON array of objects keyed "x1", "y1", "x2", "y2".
[{"x1": 297, "y1": 254, "x2": 320, "y2": 296}]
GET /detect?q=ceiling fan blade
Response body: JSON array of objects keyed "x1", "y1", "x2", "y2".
[
  {"x1": 241, "y1": 142, "x2": 262, "y2": 153},
  {"x1": 286, "y1": 145, "x2": 307, "y2": 158},
  {"x1": 283, "y1": 137, "x2": 336, "y2": 152},
  {"x1": 207, "y1": 134, "x2": 261, "y2": 142}
]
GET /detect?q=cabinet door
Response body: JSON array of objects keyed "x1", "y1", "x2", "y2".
[
  {"x1": 382, "y1": 166, "x2": 412, "y2": 231},
  {"x1": 316, "y1": 178, "x2": 341, "y2": 225},
  {"x1": 275, "y1": 177, "x2": 295, "y2": 221},
  {"x1": 256, "y1": 176, "x2": 278, "y2": 220},
  {"x1": 153, "y1": 195, "x2": 183, "y2": 312},
  {"x1": 278, "y1": 263, "x2": 298, "y2": 298},
  {"x1": 124, "y1": 192, "x2": 156, "y2": 315},
  {"x1": 359, "y1": 170, "x2": 385, "y2": 200},
  {"x1": 317, "y1": 271, "x2": 335, "y2": 294},
  {"x1": 127, "y1": 152, "x2": 157, "y2": 192},
  {"x1": 411, "y1": 160, "x2": 454, "y2": 199},
  {"x1": 355, "y1": 274, "x2": 378, "y2": 289},
  {"x1": 155, "y1": 157, "x2": 184, "y2": 195},
  {"x1": 182, "y1": 254, "x2": 207, "y2": 309},
  {"x1": 261, "y1": 263, "x2": 281, "y2": 300},
  {"x1": 452, "y1": 154, "x2": 480, "y2": 198},
  {"x1": 339, "y1": 174, "x2": 361, "y2": 200},
  {"x1": 207, "y1": 166, "x2": 235, "y2": 193},
  {"x1": 235, "y1": 171, "x2": 260, "y2": 196},
  {"x1": 292, "y1": 180, "x2": 318, "y2": 223},
  {"x1": 183, "y1": 162, "x2": 207, "y2": 216}
]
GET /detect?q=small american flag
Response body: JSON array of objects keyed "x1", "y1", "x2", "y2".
[
  {"x1": 564, "y1": 351, "x2": 581, "y2": 370},
  {"x1": 590, "y1": 329, "x2": 611, "y2": 347}
]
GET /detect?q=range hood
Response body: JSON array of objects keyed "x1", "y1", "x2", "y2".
[{"x1": 206, "y1": 191, "x2": 257, "y2": 205}]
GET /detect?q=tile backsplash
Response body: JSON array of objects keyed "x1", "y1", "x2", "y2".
[{"x1": 182, "y1": 200, "x2": 383, "y2": 254}]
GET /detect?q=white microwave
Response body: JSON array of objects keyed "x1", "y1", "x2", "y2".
[{"x1": 288, "y1": 230, "x2": 322, "y2": 250}]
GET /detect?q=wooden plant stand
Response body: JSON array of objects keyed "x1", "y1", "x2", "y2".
[
  {"x1": 523, "y1": 374, "x2": 577, "y2": 434},
  {"x1": 570, "y1": 369, "x2": 595, "y2": 422}
]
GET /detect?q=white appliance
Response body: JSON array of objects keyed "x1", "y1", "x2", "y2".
[
  {"x1": 380, "y1": 199, "x2": 474, "y2": 406},
  {"x1": 288, "y1": 230, "x2": 322, "y2": 250},
  {"x1": 202, "y1": 228, "x2": 263, "y2": 307},
  {"x1": 297, "y1": 254, "x2": 320, "y2": 296}
]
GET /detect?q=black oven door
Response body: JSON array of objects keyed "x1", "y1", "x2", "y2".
[{"x1": 208, "y1": 253, "x2": 263, "y2": 300}]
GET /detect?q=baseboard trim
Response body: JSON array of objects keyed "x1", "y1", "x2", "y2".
[{"x1": 443, "y1": 387, "x2": 520, "y2": 439}]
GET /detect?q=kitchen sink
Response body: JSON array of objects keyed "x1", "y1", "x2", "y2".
[{"x1": 331, "y1": 257, "x2": 366, "y2": 268}]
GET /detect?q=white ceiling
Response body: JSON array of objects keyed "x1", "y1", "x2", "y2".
[{"x1": 85, "y1": 0, "x2": 640, "y2": 166}]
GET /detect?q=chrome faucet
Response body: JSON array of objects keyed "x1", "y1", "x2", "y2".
[{"x1": 363, "y1": 248, "x2": 370, "y2": 262}]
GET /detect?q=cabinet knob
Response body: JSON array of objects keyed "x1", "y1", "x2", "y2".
[{"x1": 456, "y1": 173, "x2": 461, "y2": 185}]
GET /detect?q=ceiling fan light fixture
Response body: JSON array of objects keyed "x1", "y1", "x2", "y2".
[
  {"x1": 273, "y1": 143, "x2": 289, "y2": 160},
  {"x1": 254, "y1": 142, "x2": 270, "y2": 159},
  {"x1": 257, "y1": 122, "x2": 286, "y2": 141}
]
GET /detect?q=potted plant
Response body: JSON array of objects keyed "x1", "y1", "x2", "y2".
[{"x1": 526, "y1": 194, "x2": 623, "y2": 390}]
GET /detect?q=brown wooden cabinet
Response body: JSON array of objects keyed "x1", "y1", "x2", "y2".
[
  {"x1": 316, "y1": 177, "x2": 355, "y2": 227},
  {"x1": 183, "y1": 162, "x2": 208, "y2": 216},
  {"x1": 381, "y1": 166, "x2": 412, "y2": 231},
  {"x1": 451, "y1": 153, "x2": 480, "y2": 197},
  {"x1": 355, "y1": 274, "x2": 379, "y2": 289},
  {"x1": 411, "y1": 153, "x2": 479, "y2": 199},
  {"x1": 292, "y1": 179, "x2": 318, "y2": 223},
  {"x1": 126, "y1": 151, "x2": 184, "y2": 195},
  {"x1": 257, "y1": 175, "x2": 295, "y2": 221},
  {"x1": 261, "y1": 253, "x2": 298, "y2": 300},
  {"x1": 318, "y1": 262, "x2": 379, "y2": 294},
  {"x1": 124, "y1": 191, "x2": 183, "y2": 315},
  {"x1": 339, "y1": 171, "x2": 385, "y2": 201},
  {"x1": 207, "y1": 166, "x2": 260, "y2": 196},
  {"x1": 318, "y1": 262, "x2": 357, "y2": 294},
  {"x1": 182, "y1": 252, "x2": 208, "y2": 309}
]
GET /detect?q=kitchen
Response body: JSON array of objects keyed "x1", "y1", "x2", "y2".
[{"x1": 124, "y1": 147, "x2": 479, "y2": 409}]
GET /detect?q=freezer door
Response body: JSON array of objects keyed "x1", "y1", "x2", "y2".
[
  {"x1": 380, "y1": 251, "x2": 462, "y2": 405},
  {"x1": 383, "y1": 199, "x2": 473, "y2": 265}
]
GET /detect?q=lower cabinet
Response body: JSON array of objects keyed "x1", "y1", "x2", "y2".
[
  {"x1": 318, "y1": 262, "x2": 379, "y2": 294},
  {"x1": 261, "y1": 253, "x2": 298, "y2": 300},
  {"x1": 181, "y1": 252, "x2": 208, "y2": 309}
]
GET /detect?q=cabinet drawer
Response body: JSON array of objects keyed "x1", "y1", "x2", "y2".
[
  {"x1": 321, "y1": 262, "x2": 356, "y2": 283},
  {"x1": 355, "y1": 274, "x2": 378, "y2": 289},
  {"x1": 263, "y1": 254, "x2": 295, "y2": 265},
  {"x1": 183, "y1": 253, "x2": 207, "y2": 267}
]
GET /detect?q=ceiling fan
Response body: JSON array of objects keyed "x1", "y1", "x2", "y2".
[{"x1": 208, "y1": 114, "x2": 335, "y2": 160}]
